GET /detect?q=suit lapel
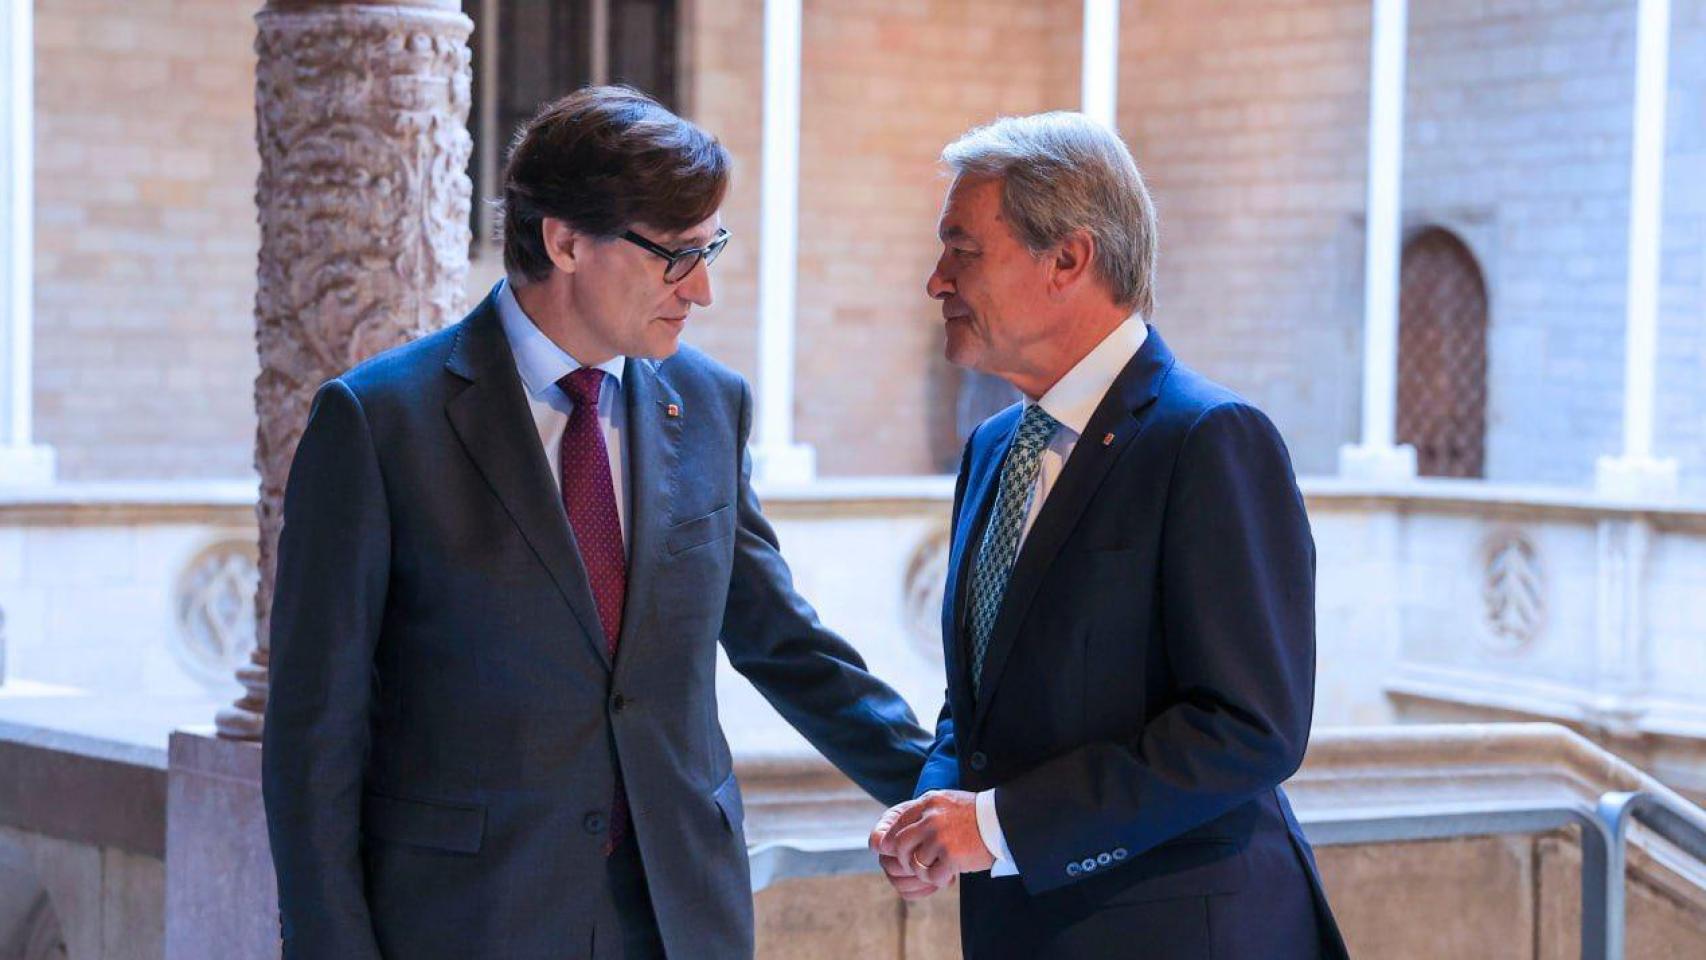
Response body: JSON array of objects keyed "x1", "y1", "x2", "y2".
[
  {"x1": 611, "y1": 356, "x2": 683, "y2": 680},
  {"x1": 970, "y1": 327, "x2": 1177, "y2": 729},
  {"x1": 945, "y1": 407, "x2": 1020, "y2": 709},
  {"x1": 444, "y1": 296, "x2": 611, "y2": 670}
]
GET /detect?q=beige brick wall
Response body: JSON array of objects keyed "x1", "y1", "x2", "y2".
[
  {"x1": 30, "y1": 0, "x2": 1706, "y2": 488},
  {"x1": 1117, "y1": 0, "x2": 1374, "y2": 475},
  {"x1": 32, "y1": 0, "x2": 260, "y2": 481},
  {"x1": 674, "y1": 0, "x2": 766, "y2": 387},
  {"x1": 686, "y1": 0, "x2": 1082, "y2": 475}
]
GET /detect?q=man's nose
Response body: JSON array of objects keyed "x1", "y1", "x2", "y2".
[
  {"x1": 679, "y1": 262, "x2": 714, "y2": 307},
  {"x1": 926, "y1": 263, "x2": 953, "y2": 301}
]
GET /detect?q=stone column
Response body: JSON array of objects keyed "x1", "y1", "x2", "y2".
[
  {"x1": 1596, "y1": 0, "x2": 1678, "y2": 499},
  {"x1": 215, "y1": 0, "x2": 473, "y2": 739},
  {"x1": 1080, "y1": 0, "x2": 1120, "y2": 129},
  {"x1": 1338, "y1": 0, "x2": 1418, "y2": 482},
  {"x1": 752, "y1": 0, "x2": 816, "y2": 486},
  {"x1": 0, "y1": 0, "x2": 55, "y2": 487}
]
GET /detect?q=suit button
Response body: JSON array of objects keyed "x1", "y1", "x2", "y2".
[
  {"x1": 1080, "y1": 858, "x2": 1097, "y2": 872},
  {"x1": 969, "y1": 751, "x2": 988, "y2": 772},
  {"x1": 1097, "y1": 853, "x2": 1112, "y2": 866},
  {"x1": 1066, "y1": 863, "x2": 1082, "y2": 877},
  {"x1": 583, "y1": 812, "x2": 607, "y2": 834},
  {"x1": 611, "y1": 693, "x2": 627, "y2": 713},
  {"x1": 1112, "y1": 847, "x2": 1128, "y2": 861}
]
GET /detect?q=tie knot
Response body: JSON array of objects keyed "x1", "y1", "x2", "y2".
[
  {"x1": 1014, "y1": 403, "x2": 1060, "y2": 453},
  {"x1": 559, "y1": 367, "x2": 605, "y2": 409}
]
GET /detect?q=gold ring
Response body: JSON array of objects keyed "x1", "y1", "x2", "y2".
[{"x1": 912, "y1": 852, "x2": 930, "y2": 871}]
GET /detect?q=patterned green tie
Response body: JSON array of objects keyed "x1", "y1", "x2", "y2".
[{"x1": 967, "y1": 403, "x2": 1062, "y2": 693}]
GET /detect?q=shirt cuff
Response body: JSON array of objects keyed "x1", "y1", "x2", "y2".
[{"x1": 975, "y1": 788, "x2": 1019, "y2": 877}]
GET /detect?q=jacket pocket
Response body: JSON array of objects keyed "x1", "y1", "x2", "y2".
[
  {"x1": 1079, "y1": 839, "x2": 1248, "y2": 906},
  {"x1": 711, "y1": 771, "x2": 745, "y2": 832},
  {"x1": 666, "y1": 503, "x2": 735, "y2": 556},
  {"x1": 361, "y1": 791, "x2": 485, "y2": 854}
]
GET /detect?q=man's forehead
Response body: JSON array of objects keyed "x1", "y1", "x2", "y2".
[{"x1": 934, "y1": 180, "x2": 996, "y2": 240}]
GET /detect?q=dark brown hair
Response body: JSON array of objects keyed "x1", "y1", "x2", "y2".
[{"x1": 499, "y1": 86, "x2": 731, "y2": 282}]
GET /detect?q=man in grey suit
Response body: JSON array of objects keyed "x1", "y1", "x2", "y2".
[{"x1": 262, "y1": 86, "x2": 931, "y2": 960}]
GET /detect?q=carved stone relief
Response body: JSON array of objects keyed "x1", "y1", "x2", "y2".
[
  {"x1": 902, "y1": 524, "x2": 952, "y2": 664},
  {"x1": 1480, "y1": 528, "x2": 1545, "y2": 653},
  {"x1": 175, "y1": 539, "x2": 260, "y2": 693}
]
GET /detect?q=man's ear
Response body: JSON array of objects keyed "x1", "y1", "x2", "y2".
[
  {"x1": 541, "y1": 217, "x2": 581, "y2": 275},
  {"x1": 1049, "y1": 230, "x2": 1096, "y2": 298}
]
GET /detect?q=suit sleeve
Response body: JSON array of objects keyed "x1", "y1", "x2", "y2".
[
  {"x1": 261, "y1": 378, "x2": 389, "y2": 959},
  {"x1": 993, "y1": 401, "x2": 1317, "y2": 895},
  {"x1": 913, "y1": 429, "x2": 978, "y2": 797},
  {"x1": 717, "y1": 380, "x2": 932, "y2": 808}
]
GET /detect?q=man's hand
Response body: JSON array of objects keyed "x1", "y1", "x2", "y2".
[
  {"x1": 873, "y1": 790, "x2": 994, "y2": 888},
  {"x1": 869, "y1": 803, "x2": 945, "y2": 900}
]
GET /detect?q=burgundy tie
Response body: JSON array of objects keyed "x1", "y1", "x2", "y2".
[{"x1": 557, "y1": 367, "x2": 630, "y2": 854}]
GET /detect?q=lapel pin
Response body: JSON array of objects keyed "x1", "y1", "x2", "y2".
[
  {"x1": 665, "y1": 403, "x2": 681, "y2": 419},
  {"x1": 1101, "y1": 432, "x2": 1115, "y2": 447}
]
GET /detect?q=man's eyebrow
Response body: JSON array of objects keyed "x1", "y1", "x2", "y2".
[
  {"x1": 939, "y1": 224, "x2": 974, "y2": 243},
  {"x1": 655, "y1": 227, "x2": 719, "y2": 248}
]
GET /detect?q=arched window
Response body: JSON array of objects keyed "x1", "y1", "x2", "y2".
[{"x1": 1397, "y1": 227, "x2": 1490, "y2": 478}]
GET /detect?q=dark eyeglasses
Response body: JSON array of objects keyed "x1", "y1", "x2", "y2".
[{"x1": 620, "y1": 227, "x2": 732, "y2": 283}]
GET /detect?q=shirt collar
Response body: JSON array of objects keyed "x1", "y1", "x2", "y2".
[
  {"x1": 493, "y1": 278, "x2": 626, "y2": 398},
  {"x1": 1031, "y1": 312, "x2": 1148, "y2": 439}
]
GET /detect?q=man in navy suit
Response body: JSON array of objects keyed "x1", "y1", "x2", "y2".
[
  {"x1": 262, "y1": 87, "x2": 930, "y2": 960},
  {"x1": 872, "y1": 112, "x2": 1348, "y2": 959}
]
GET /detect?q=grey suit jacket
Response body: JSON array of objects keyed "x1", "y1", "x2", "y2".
[{"x1": 262, "y1": 290, "x2": 930, "y2": 959}]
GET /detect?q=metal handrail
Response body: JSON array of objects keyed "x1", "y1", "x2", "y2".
[
  {"x1": 748, "y1": 788, "x2": 1706, "y2": 960},
  {"x1": 1592, "y1": 790, "x2": 1706, "y2": 960}
]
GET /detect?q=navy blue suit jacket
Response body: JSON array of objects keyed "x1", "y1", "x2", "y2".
[
  {"x1": 918, "y1": 327, "x2": 1348, "y2": 959},
  {"x1": 262, "y1": 291, "x2": 930, "y2": 960}
]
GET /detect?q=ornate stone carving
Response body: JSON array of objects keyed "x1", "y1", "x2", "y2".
[
  {"x1": 175, "y1": 539, "x2": 260, "y2": 692},
  {"x1": 18, "y1": 891, "x2": 67, "y2": 960},
  {"x1": 1480, "y1": 528, "x2": 1545, "y2": 653},
  {"x1": 223, "y1": 0, "x2": 472, "y2": 739},
  {"x1": 902, "y1": 524, "x2": 952, "y2": 664}
]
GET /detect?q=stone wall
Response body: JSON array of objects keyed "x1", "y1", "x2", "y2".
[
  {"x1": 681, "y1": 0, "x2": 1083, "y2": 474},
  {"x1": 1657, "y1": 3, "x2": 1706, "y2": 498},
  {"x1": 0, "y1": 488, "x2": 252, "y2": 701},
  {"x1": 750, "y1": 834, "x2": 1706, "y2": 959},
  {"x1": 1117, "y1": 0, "x2": 1706, "y2": 490},
  {"x1": 27, "y1": 0, "x2": 1706, "y2": 489},
  {"x1": 32, "y1": 0, "x2": 260, "y2": 482},
  {"x1": 1116, "y1": 0, "x2": 1373, "y2": 476}
]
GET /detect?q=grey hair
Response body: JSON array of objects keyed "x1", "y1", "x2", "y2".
[{"x1": 941, "y1": 112, "x2": 1157, "y2": 316}]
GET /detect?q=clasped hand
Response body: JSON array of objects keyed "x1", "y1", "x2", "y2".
[{"x1": 866, "y1": 789, "x2": 995, "y2": 900}]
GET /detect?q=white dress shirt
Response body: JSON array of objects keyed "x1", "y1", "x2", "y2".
[
  {"x1": 494, "y1": 279, "x2": 632, "y2": 552},
  {"x1": 974, "y1": 311, "x2": 1149, "y2": 878}
]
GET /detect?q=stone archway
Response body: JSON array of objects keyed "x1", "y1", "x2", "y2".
[{"x1": 0, "y1": 840, "x2": 66, "y2": 960}]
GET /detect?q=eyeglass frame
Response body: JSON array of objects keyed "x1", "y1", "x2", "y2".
[{"x1": 620, "y1": 227, "x2": 732, "y2": 283}]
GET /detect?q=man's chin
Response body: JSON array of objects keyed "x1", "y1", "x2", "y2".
[
  {"x1": 638, "y1": 336, "x2": 683, "y2": 361},
  {"x1": 943, "y1": 337, "x2": 979, "y2": 370}
]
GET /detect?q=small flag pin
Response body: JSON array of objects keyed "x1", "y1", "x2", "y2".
[
  {"x1": 1101, "y1": 432, "x2": 1115, "y2": 446},
  {"x1": 665, "y1": 403, "x2": 681, "y2": 418}
]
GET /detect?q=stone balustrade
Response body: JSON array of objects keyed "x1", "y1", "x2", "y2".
[
  {"x1": 8, "y1": 719, "x2": 1701, "y2": 958},
  {"x1": 5, "y1": 476, "x2": 1706, "y2": 796}
]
